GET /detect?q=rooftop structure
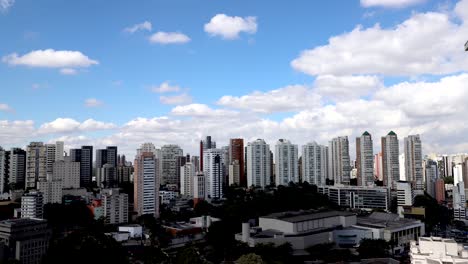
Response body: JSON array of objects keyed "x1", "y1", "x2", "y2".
[{"x1": 410, "y1": 237, "x2": 468, "y2": 264}]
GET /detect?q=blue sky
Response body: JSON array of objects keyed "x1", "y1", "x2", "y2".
[{"x1": 1, "y1": 0, "x2": 468, "y2": 157}]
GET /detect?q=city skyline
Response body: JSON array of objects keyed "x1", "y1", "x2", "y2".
[{"x1": 1, "y1": 0, "x2": 468, "y2": 158}]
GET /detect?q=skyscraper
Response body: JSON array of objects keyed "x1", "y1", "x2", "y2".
[
  {"x1": 95, "y1": 149, "x2": 108, "y2": 169},
  {"x1": 70, "y1": 146, "x2": 93, "y2": 188},
  {"x1": 203, "y1": 148, "x2": 225, "y2": 199},
  {"x1": 45, "y1": 144, "x2": 56, "y2": 176},
  {"x1": 404, "y1": 135, "x2": 423, "y2": 191},
  {"x1": 53, "y1": 157, "x2": 80, "y2": 189},
  {"x1": 0, "y1": 148, "x2": 10, "y2": 194},
  {"x1": 106, "y1": 146, "x2": 118, "y2": 167},
  {"x1": 180, "y1": 162, "x2": 195, "y2": 197},
  {"x1": 275, "y1": 139, "x2": 298, "y2": 186},
  {"x1": 160, "y1": 144, "x2": 183, "y2": 187},
  {"x1": 8, "y1": 148, "x2": 26, "y2": 190},
  {"x1": 134, "y1": 151, "x2": 159, "y2": 218},
  {"x1": 229, "y1": 138, "x2": 245, "y2": 187},
  {"x1": 55, "y1": 141, "x2": 64, "y2": 161},
  {"x1": 381, "y1": 131, "x2": 400, "y2": 189},
  {"x1": 356, "y1": 131, "x2": 374, "y2": 186},
  {"x1": 246, "y1": 139, "x2": 272, "y2": 188},
  {"x1": 200, "y1": 136, "x2": 216, "y2": 172},
  {"x1": 425, "y1": 160, "x2": 438, "y2": 198},
  {"x1": 26, "y1": 142, "x2": 46, "y2": 189},
  {"x1": 302, "y1": 142, "x2": 328, "y2": 186},
  {"x1": 328, "y1": 136, "x2": 351, "y2": 185}
]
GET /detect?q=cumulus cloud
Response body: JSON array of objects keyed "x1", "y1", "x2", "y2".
[
  {"x1": 149, "y1": 31, "x2": 191, "y2": 44},
  {"x1": 151, "y1": 82, "x2": 181, "y2": 93},
  {"x1": 204, "y1": 14, "x2": 257, "y2": 39},
  {"x1": 0, "y1": 120, "x2": 35, "y2": 146},
  {"x1": 217, "y1": 85, "x2": 321, "y2": 113},
  {"x1": 0, "y1": 0, "x2": 14, "y2": 13},
  {"x1": 360, "y1": 0, "x2": 425, "y2": 8},
  {"x1": 38, "y1": 118, "x2": 116, "y2": 134},
  {"x1": 3, "y1": 49, "x2": 98, "y2": 68},
  {"x1": 124, "y1": 21, "x2": 152, "y2": 33},
  {"x1": 59, "y1": 68, "x2": 77, "y2": 75},
  {"x1": 291, "y1": 7, "x2": 468, "y2": 77},
  {"x1": 160, "y1": 93, "x2": 193, "y2": 105},
  {"x1": 84, "y1": 98, "x2": 104, "y2": 108},
  {"x1": 313, "y1": 75, "x2": 383, "y2": 100},
  {"x1": 171, "y1": 104, "x2": 239, "y2": 118},
  {"x1": 0, "y1": 103, "x2": 14, "y2": 113}
]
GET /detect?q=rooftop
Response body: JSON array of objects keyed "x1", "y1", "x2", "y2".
[
  {"x1": 0, "y1": 218, "x2": 47, "y2": 227},
  {"x1": 261, "y1": 210, "x2": 355, "y2": 223},
  {"x1": 357, "y1": 212, "x2": 422, "y2": 231}
]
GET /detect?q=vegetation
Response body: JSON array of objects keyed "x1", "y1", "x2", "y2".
[
  {"x1": 358, "y1": 239, "x2": 389, "y2": 259},
  {"x1": 413, "y1": 193, "x2": 450, "y2": 233},
  {"x1": 236, "y1": 253, "x2": 265, "y2": 264}
]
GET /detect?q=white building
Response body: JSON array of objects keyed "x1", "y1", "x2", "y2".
[
  {"x1": 102, "y1": 188, "x2": 128, "y2": 225},
  {"x1": 453, "y1": 181, "x2": 466, "y2": 221},
  {"x1": 45, "y1": 143, "x2": 56, "y2": 176},
  {"x1": 275, "y1": 139, "x2": 298, "y2": 186},
  {"x1": 159, "y1": 190, "x2": 178, "y2": 205},
  {"x1": 53, "y1": 157, "x2": 80, "y2": 189},
  {"x1": 180, "y1": 162, "x2": 195, "y2": 197},
  {"x1": 397, "y1": 181, "x2": 413, "y2": 216},
  {"x1": 193, "y1": 172, "x2": 205, "y2": 200},
  {"x1": 246, "y1": 139, "x2": 272, "y2": 188},
  {"x1": 319, "y1": 185, "x2": 390, "y2": 211},
  {"x1": 55, "y1": 141, "x2": 64, "y2": 161},
  {"x1": 356, "y1": 132, "x2": 374, "y2": 187},
  {"x1": 134, "y1": 151, "x2": 160, "y2": 218},
  {"x1": 405, "y1": 135, "x2": 424, "y2": 192},
  {"x1": 203, "y1": 149, "x2": 225, "y2": 199},
  {"x1": 410, "y1": 237, "x2": 468, "y2": 264},
  {"x1": 328, "y1": 136, "x2": 351, "y2": 185},
  {"x1": 118, "y1": 224, "x2": 143, "y2": 238},
  {"x1": 160, "y1": 145, "x2": 183, "y2": 187},
  {"x1": 301, "y1": 142, "x2": 328, "y2": 186},
  {"x1": 37, "y1": 175, "x2": 62, "y2": 204},
  {"x1": 21, "y1": 191, "x2": 44, "y2": 219}
]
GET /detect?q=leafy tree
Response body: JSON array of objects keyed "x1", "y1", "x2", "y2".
[
  {"x1": 413, "y1": 193, "x2": 449, "y2": 233},
  {"x1": 174, "y1": 246, "x2": 207, "y2": 264},
  {"x1": 236, "y1": 253, "x2": 265, "y2": 264},
  {"x1": 358, "y1": 239, "x2": 389, "y2": 259}
]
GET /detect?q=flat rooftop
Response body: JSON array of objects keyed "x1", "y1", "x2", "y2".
[
  {"x1": 357, "y1": 213, "x2": 422, "y2": 231},
  {"x1": 0, "y1": 218, "x2": 47, "y2": 227},
  {"x1": 260, "y1": 210, "x2": 355, "y2": 223}
]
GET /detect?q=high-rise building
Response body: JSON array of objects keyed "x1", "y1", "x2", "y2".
[
  {"x1": 275, "y1": 139, "x2": 298, "y2": 186},
  {"x1": 26, "y1": 142, "x2": 46, "y2": 189},
  {"x1": 21, "y1": 191, "x2": 44, "y2": 219},
  {"x1": 70, "y1": 146, "x2": 93, "y2": 188},
  {"x1": 160, "y1": 144, "x2": 183, "y2": 186},
  {"x1": 229, "y1": 138, "x2": 245, "y2": 187},
  {"x1": 55, "y1": 141, "x2": 64, "y2": 161},
  {"x1": 404, "y1": 135, "x2": 423, "y2": 191},
  {"x1": 0, "y1": 218, "x2": 51, "y2": 264},
  {"x1": 180, "y1": 162, "x2": 195, "y2": 197},
  {"x1": 137, "y1": 142, "x2": 160, "y2": 158},
  {"x1": 396, "y1": 181, "x2": 413, "y2": 216},
  {"x1": 193, "y1": 172, "x2": 205, "y2": 200},
  {"x1": 356, "y1": 132, "x2": 374, "y2": 186},
  {"x1": 200, "y1": 136, "x2": 216, "y2": 172},
  {"x1": 203, "y1": 149, "x2": 225, "y2": 199},
  {"x1": 96, "y1": 164, "x2": 117, "y2": 188},
  {"x1": 102, "y1": 188, "x2": 128, "y2": 224},
  {"x1": 425, "y1": 160, "x2": 438, "y2": 198},
  {"x1": 246, "y1": 139, "x2": 272, "y2": 188},
  {"x1": 453, "y1": 181, "x2": 466, "y2": 221},
  {"x1": 106, "y1": 146, "x2": 118, "y2": 167},
  {"x1": 45, "y1": 143, "x2": 56, "y2": 176},
  {"x1": 53, "y1": 157, "x2": 80, "y2": 189},
  {"x1": 435, "y1": 179, "x2": 445, "y2": 204},
  {"x1": 95, "y1": 149, "x2": 108, "y2": 169},
  {"x1": 381, "y1": 131, "x2": 400, "y2": 189},
  {"x1": 8, "y1": 148, "x2": 26, "y2": 190},
  {"x1": 37, "y1": 175, "x2": 62, "y2": 204},
  {"x1": 191, "y1": 156, "x2": 200, "y2": 172},
  {"x1": 134, "y1": 151, "x2": 159, "y2": 218},
  {"x1": 302, "y1": 142, "x2": 328, "y2": 186},
  {"x1": 229, "y1": 160, "x2": 240, "y2": 186},
  {"x1": 0, "y1": 148, "x2": 10, "y2": 194},
  {"x1": 175, "y1": 155, "x2": 187, "y2": 189},
  {"x1": 328, "y1": 136, "x2": 351, "y2": 185},
  {"x1": 117, "y1": 165, "x2": 132, "y2": 185}
]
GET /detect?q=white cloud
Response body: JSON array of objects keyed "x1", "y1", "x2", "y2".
[
  {"x1": 160, "y1": 93, "x2": 193, "y2": 105},
  {"x1": 60, "y1": 68, "x2": 77, "y2": 75},
  {"x1": 0, "y1": 0, "x2": 14, "y2": 13},
  {"x1": 171, "y1": 104, "x2": 239, "y2": 118},
  {"x1": 3, "y1": 49, "x2": 98, "y2": 69},
  {"x1": 124, "y1": 21, "x2": 152, "y2": 33},
  {"x1": 151, "y1": 82, "x2": 181, "y2": 93},
  {"x1": 291, "y1": 6, "x2": 468, "y2": 77},
  {"x1": 204, "y1": 14, "x2": 257, "y2": 40},
  {"x1": 149, "y1": 31, "x2": 191, "y2": 44},
  {"x1": 38, "y1": 118, "x2": 115, "y2": 134},
  {"x1": 84, "y1": 98, "x2": 104, "y2": 108},
  {"x1": 360, "y1": 0, "x2": 425, "y2": 8},
  {"x1": 217, "y1": 85, "x2": 321, "y2": 113},
  {"x1": 313, "y1": 75, "x2": 383, "y2": 100},
  {"x1": 0, "y1": 103, "x2": 14, "y2": 113},
  {"x1": 0, "y1": 120, "x2": 35, "y2": 146}
]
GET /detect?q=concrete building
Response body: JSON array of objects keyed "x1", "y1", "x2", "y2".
[
  {"x1": 96, "y1": 164, "x2": 117, "y2": 188},
  {"x1": 302, "y1": 142, "x2": 328, "y2": 186},
  {"x1": 102, "y1": 188, "x2": 128, "y2": 225},
  {"x1": 21, "y1": 192, "x2": 44, "y2": 219},
  {"x1": 246, "y1": 139, "x2": 272, "y2": 188},
  {"x1": 453, "y1": 181, "x2": 466, "y2": 221},
  {"x1": 193, "y1": 172, "x2": 205, "y2": 200},
  {"x1": 435, "y1": 179, "x2": 446, "y2": 204},
  {"x1": 134, "y1": 151, "x2": 159, "y2": 218},
  {"x1": 55, "y1": 141, "x2": 64, "y2": 162},
  {"x1": 0, "y1": 148, "x2": 9, "y2": 194},
  {"x1": 410, "y1": 237, "x2": 468, "y2": 264},
  {"x1": 0, "y1": 218, "x2": 51, "y2": 264},
  {"x1": 374, "y1": 152, "x2": 383, "y2": 182},
  {"x1": 9, "y1": 148, "x2": 26, "y2": 190},
  {"x1": 229, "y1": 160, "x2": 240, "y2": 186},
  {"x1": 405, "y1": 135, "x2": 424, "y2": 192},
  {"x1": 45, "y1": 143, "x2": 56, "y2": 176},
  {"x1": 397, "y1": 181, "x2": 413, "y2": 216},
  {"x1": 180, "y1": 162, "x2": 195, "y2": 197},
  {"x1": 328, "y1": 136, "x2": 351, "y2": 185},
  {"x1": 37, "y1": 175, "x2": 62, "y2": 204},
  {"x1": 53, "y1": 157, "x2": 80, "y2": 189},
  {"x1": 137, "y1": 142, "x2": 159, "y2": 157},
  {"x1": 356, "y1": 132, "x2": 374, "y2": 187},
  {"x1": 235, "y1": 210, "x2": 356, "y2": 252},
  {"x1": 199, "y1": 136, "x2": 216, "y2": 173},
  {"x1": 203, "y1": 148, "x2": 225, "y2": 199},
  {"x1": 425, "y1": 160, "x2": 438, "y2": 198},
  {"x1": 70, "y1": 146, "x2": 93, "y2": 188},
  {"x1": 382, "y1": 131, "x2": 400, "y2": 189},
  {"x1": 26, "y1": 142, "x2": 46, "y2": 189},
  {"x1": 356, "y1": 212, "x2": 425, "y2": 255},
  {"x1": 229, "y1": 138, "x2": 245, "y2": 187},
  {"x1": 319, "y1": 185, "x2": 390, "y2": 211},
  {"x1": 275, "y1": 139, "x2": 299, "y2": 186},
  {"x1": 118, "y1": 224, "x2": 143, "y2": 238},
  {"x1": 117, "y1": 165, "x2": 132, "y2": 184},
  {"x1": 160, "y1": 144, "x2": 183, "y2": 187}
]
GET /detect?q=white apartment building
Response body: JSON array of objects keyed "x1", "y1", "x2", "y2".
[
  {"x1": 328, "y1": 136, "x2": 351, "y2": 185},
  {"x1": 247, "y1": 139, "x2": 272, "y2": 188},
  {"x1": 21, "y1": 191, "x2": 44, "y2": 219},
  {"x1": 356, "y1": 132, "x2": 374, "y2": 186},
  {"x1": 275, "y1": 139, "x2": 298, "y2": 186},
  {"x1": 134, "y1": 152, "x2": 160, "y2": 218},
  {"x1": 102, "y1": 188, "x2": 128, "y2": 225},
  {"x1": 302, "y1": 142, "x2": 328, "y2": 186},
  {"x1": 53, "y1": 157, "x2": 80, "y2": 189},
  {"x1": 203, "y1": 149, "x2": 225, "y2": 199},
  {"x1": 180, "y1": 162, "x2": 195, "y2": 197}
]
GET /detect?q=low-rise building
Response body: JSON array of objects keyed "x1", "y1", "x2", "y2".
[
  {"x1": 410, "y1": 237, "x2": 468, "y2": 264},
  {"x1": 118, "y1": 224, "x2": 142, "y2": 238},
  {"x1": 21, "y1": 192, "x2": 44, "y2": 219},
  {"x1": 319, "y1": 185, "x2": 390, "y2": 211}
]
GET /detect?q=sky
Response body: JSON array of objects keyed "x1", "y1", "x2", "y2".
[{"x1": 1, "y1": 0, "x2": 468, "y2": 158}]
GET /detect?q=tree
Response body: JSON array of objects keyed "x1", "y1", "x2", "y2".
[
  {"x1": 236, "y1": 253, "x2": 265, "y2": 264},
  {"x1": 174, "y1": 246, "x2": 207, "y2": 264},
  {"x1": 358, "y1": 239, "x2": 389, "y2": 259}
]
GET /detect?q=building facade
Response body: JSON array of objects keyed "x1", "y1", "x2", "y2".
[
  {"x1": 246, "y1": 139, "x2": 272, "y2": 188},
  {"x1": 275, "y1": 139, "x2": 299, "y2": 186},
  {"x1": 328, "y1": 136, "x2": 351, "y2": 185},
  {"x1": 134, "y1": 152, "x2": 160, "y2": 218},
  {"x1": 404, "y1": 135, "x2": 423, "y2": 192},
  {"x1": 302, "y1": 142, "x2": 328, "y2": 186},
  {"x1": 356, "y1": 132, "x2": 374, "y2": 186}
]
